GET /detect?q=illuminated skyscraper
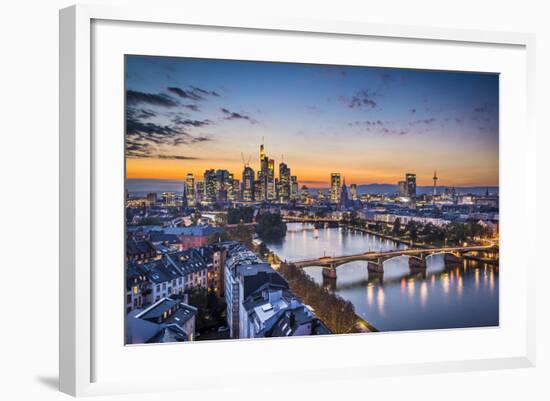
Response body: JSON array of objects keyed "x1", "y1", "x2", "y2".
[
  {"x1": 279, "y1": 162, "x2": 291, "y2": 202},
  {"x1": 254, "y1": 179, "x2": 263, "y2": 201},
  {"x1": 290, "y1": 176, "x2": 299, "y2": 200},
  {"x1": 181, "y1": 182, "x2": 188, "y2": 209},
  {"x1": 260, "y1": 137, "x2": 265, "y2": 160},
  {"x1": 195, "y1": 180, "x2": 205, "y2": 203},
  {"x1": 405, "y1": 173, "x2": 417, "y2": 199},
  {"x1": 229, "y1": 178, "x2": 240, "y2": 202},
  {"x1": 258, "y1": 151, "x2": 269, "y2": 202},
  {"x1": 267, "y1": 158, "x2": 275, "y2": 201},
  {"x1": 204, "y1": 169, "x2": 217, "y2": 203},
  {"x1": 330, "y1": 173, "x2": 341, "y2": 203},
  {"x1": 241, "y1": 166, "x2": 255, "y2": 202},
  {"x1": 185, "y1": 173, "x2": 195, "y2": 203},
  {"x1": 214, "y1": 169, "x2": 231, "y2": 202}
]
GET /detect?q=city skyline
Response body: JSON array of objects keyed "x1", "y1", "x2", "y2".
[
  {"x1": 124, "y1": 56, "x2": 500, "y2": 342},
  {"x1": 126, "y1": 56, "x2": 499, "y2": 187}
]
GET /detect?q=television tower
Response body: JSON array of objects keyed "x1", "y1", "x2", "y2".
[{"x1": 432, "y1": 170, "x2": 438, "y2": 197}]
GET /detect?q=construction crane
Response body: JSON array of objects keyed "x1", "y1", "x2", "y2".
[{"x1": 241, "y1": 152, "x2": 251, "y2": 167}]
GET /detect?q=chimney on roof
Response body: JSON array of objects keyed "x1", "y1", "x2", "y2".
[
  {"x1": 268, "y1": 289, "x2": 282, "y2": 305},
  {"x1": 288, "y1": 311, "x2": 295, "y2": 329},
  {"x1": 290, "y1": 298, "x2": 299, "y2": 309}
]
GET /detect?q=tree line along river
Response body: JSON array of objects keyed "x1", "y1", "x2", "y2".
[{"x1": 266, "y1": 222, "x2": 499, "y2": 332}]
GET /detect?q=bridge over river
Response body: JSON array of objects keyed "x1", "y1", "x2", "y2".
[{"x1": 293, "y1": 243, "x2": 499, "y2": 278}]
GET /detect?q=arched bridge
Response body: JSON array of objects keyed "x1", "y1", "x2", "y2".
[
  {"x1": 282, "y1": 216, "x2": 339, "y2": 223},
  {"x1": 294, "y1": 243, "x2": 499, "y2": 276}
]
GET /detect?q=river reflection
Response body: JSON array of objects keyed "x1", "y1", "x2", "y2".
[{"x1": 268, "y1": 223, "x2": 499, "y2": 332}]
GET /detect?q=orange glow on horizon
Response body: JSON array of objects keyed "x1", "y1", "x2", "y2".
[{"x1": 126, "y1": 157, "x2": 498, "y2": 187}]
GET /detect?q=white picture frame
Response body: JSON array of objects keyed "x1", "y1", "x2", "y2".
[{"x1": 59, "y1": 4, "x2": 536, "y2": 397}]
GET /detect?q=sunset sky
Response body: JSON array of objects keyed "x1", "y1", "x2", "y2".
[{"x1": 125, "y1": 55, "x2": 499, "y2": 188}]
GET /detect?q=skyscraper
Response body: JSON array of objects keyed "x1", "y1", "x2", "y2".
[
  {"x1": 350, "y1": 183, "x2": 357, "y2": 201},
  {"x1": 267, "y1": 158, "x2": 275, "y2": 201},
  {"x1": 195, "y1": 181, "x2": 205, "y2": 203},
  {"x1": 260, "y1": 137, "x2": 265, "y2": 160},
  {"x1": 185, "y1": 173, "x2": 195, "y2": 203},
  {"x1": 181, "y1": 181, "x2": 188, "y2": 209},
  {"x1": 241, "y1": 166, "x2": 255, "y2": 202},
  {"x1": 229, "y1": 178, "x2": 240, "y2": 202},
  {"x1": 405, "y1": 173, "x2": 417, "y2": 199},
  {"x1": 290, "y1": 175, "x2": 299, "y2": 201},
  {"x1": 204, "y1": 169, "x2": 217, "y2": 203},
  {"x1": 254, "y1": 178, "x2": 263, "y2": 202},
  {"x1": 215, "y1": 169, "x2": 231, "y2": 202},
  {"x1": 398, "y1": 180, "x2": 407, "y2": 196},
  {"x1": 279, "y1": 162, "x2": 291, "y2": 203},
  {"x1": 330, "y1": 173, "x2": 341, "y2": 203},
  {"x1": 258, "y1": 151, "x2": 269, "y2": 202}
]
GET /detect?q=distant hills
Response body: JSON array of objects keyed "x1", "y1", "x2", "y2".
[
  {"x1": 355, "y1": 184, "x2": 498, "y2": 196},
  {"x1": 310, "y1": 184, "x2": 498, "y2": 196}
]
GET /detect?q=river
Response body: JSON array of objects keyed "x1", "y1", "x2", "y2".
[{"x1": 267, "y1": 222, "x2": 499, "y2": 332}]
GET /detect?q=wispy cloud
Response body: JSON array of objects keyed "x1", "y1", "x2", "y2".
[
  {"x1": 157, "y1": 154, "x2": 200, "y2": 160},
  {"x1": 220, "y1": 108, "x2": 258, "y2": 124},
  {"x1": 167, "y1": 86, "x2": 220, "y2": 101},
  {"x1": 349, "y1": 119, "x2": 408, "y2": 136},
  {"x1": 126, "y1": 90, "x2": 178, "y2": 108},
  {"x1": 181, "y1": 104, "x2": 201, "y2": 112},
  {"x1": 172, "y1": 114, "x2": 213, "y2": 128},
  {"x1": 408, "y1": 118, "x2": 437, "y2": 126},
  {"x1": 348, "y1": 119, "x2": 384, "y2": 128},
  {"x1": 339, "y1": 89, "x2": 379, "y2": 109},
  {"x1": 126, "y1": 106, "x2": 213, "y2": 159}
]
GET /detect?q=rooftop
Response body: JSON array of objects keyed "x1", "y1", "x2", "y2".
[
  {"x1": 137, "y1": 297, "x2": 197, "y2": 326},
  {"x1": 126, "y1": 239, "x2": 156, "y2": 256},
  {"x1": 166, "y1": 249, "x2": 208, "y2": 275},
  {"x1": 163, "y1": 224, "x2": 223, "y2": 237}
]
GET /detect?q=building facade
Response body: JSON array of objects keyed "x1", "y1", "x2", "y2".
[
  {"x1": 185, "y1": 173, "x2": 195, "y2": 203},
  {"x1": 406, "y1": 173, "x2": 417, "y2": 199},
  {"x1": 241, "y1": 166, "x2": 255, "y2": 202},
  {"x1": 330, "y1": 173, "x2": 341, "y2": 203}
]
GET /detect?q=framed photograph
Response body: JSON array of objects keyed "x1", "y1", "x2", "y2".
[{"x1": 59, "y1": 4, "x2": 536, "y2": 397}]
